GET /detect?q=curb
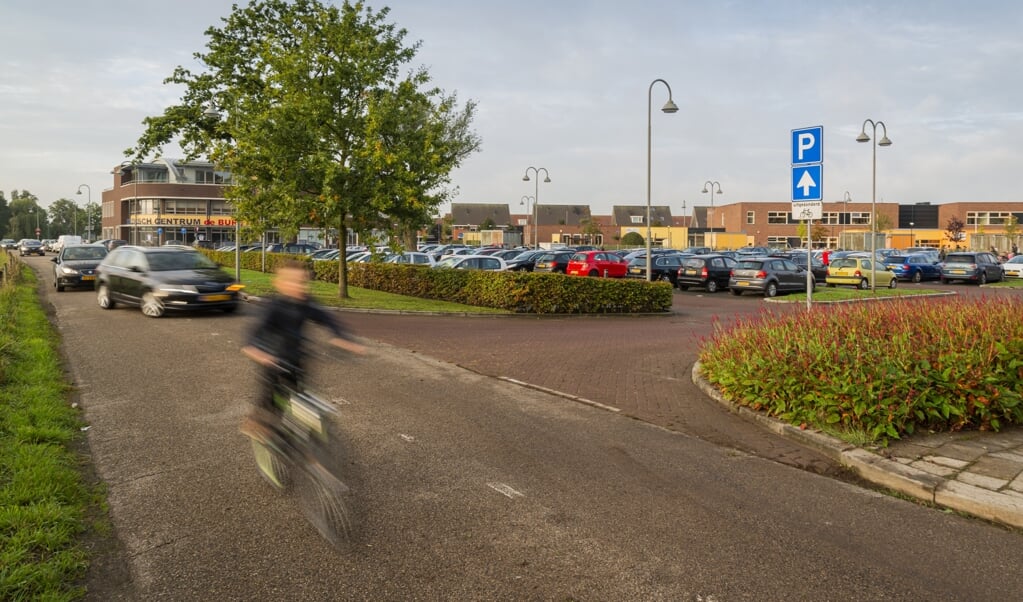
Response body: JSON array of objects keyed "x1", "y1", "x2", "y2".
[{"x1": 692, "y1": 361, "x2": 1023, "y2": 529}]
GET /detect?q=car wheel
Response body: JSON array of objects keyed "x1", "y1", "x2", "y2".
[
  {"x1": 706, "y1": 280, "x2": 719, "y2": 293},
  {"x1": 677, "y1": 284, "x2": 689, "y2": 291},
  {"x1": 826, "y1": 283, "x2": 835, "y2": 288},
  {"x1": 55, "y1": 279, "x2": 64, "y2": 292},
  {"x1": 912, "y1": 271, "x2": 922, "y2": 283},
  {"x1": 939, "y1": 277, "x2": 947, "y2": 284},
  {"x1": 858, "y1": 279, "x2": 869, "y2": 290},
  {"x1": 764, "y1": 282, "x2": 778, "y2": 298},
  {"x1": 97, "y1": 284, "x2": 115, "y2": 309},
  {"x1": 590, "y1": 269, "x2": 600, "y2": 277},
  {"x1": 979, "y1": 272, "x2": 987, "y2": 285},
  {"x1": 141, "y1": 291, "x2": 165, "y2": 318},
  {"x1": 730, "y1": 288, "x2": 742, "y2": 296},
  {"x1": 888, "y1": 277, "x2": 898, "y2": 289},
  {"x1": 222, "y1": 303, "x2": 239, "y2": 314}
]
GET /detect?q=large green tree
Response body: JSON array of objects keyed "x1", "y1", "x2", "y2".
[{"x1": 128, "y1": 0, "x2": 480, "y2": 297}]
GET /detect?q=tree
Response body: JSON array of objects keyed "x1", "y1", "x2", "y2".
[
  {"x1": 874, "y1": 213, "x2": 893, "y2": 232},
  {"x1": 621, "y1": 231, "x2": 644, "y2": 246},
  {"x1": 480, "y1": 217, "x2": 496, "y2": 230},
  {"x1": 811, "y1": 223, "x2": 830, "y2": 244},
  {"x1": 1004, "y1": 215, "x2": 1019, "y2": 248},
  {"x1": 47, "y1": 199, "x2": 80, "y2": 237},
  {"x1": 128, "y1": 0, "x2": 479, "y2": 297},
  {"x1": 945, "y1": 216, "x2": 966, "y2": 246}
]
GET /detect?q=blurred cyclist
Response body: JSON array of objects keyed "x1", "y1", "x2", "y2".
[{"x1": 241, "y1": 260, "x2": 365, "y2": 441}]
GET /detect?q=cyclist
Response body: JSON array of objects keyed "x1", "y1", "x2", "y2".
[{"x1": 240, "y1": 259, "x2": 365, "y2": 442}]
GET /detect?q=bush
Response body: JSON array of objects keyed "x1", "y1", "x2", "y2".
[{"x1": 698, "y1": 296, "x2": 1023, "y2": 444}]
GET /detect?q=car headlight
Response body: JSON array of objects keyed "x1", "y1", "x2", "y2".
[
  {"x1": 60, "y1": 266, "x2": 79, "y2": 275},
  {"x1": 157, "y1": 284, "x2": 198, "y2": 294}
]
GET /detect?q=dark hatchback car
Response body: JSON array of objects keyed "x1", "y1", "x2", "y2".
[
  {"x1": 52, "y1": 244, "x2": 108, "y2": 292},
  {"x1": 95, "y1": 246, "x2": 243, "y2": 317},
  {"x1": 939, "y1": 251, "x2": 1004, "y2": 285},
  {"x1": 729, "y1": 256, "x2": 814, "y2": 297},
  {"x1": 677, "y1": 254, "x2": 737, "y2": 292},
  {"x1": 505, "y1": 249, "x2": 547, "y2": 272},
  {"x1": 533, "y1": 250, "x2": 575, "y2": 274},
  {"x1": 625, "y1": 253, "x2": 688, "y2": 285},
  {"x1": 19, "y1": 239, "x2": 45, "y2": 256}
]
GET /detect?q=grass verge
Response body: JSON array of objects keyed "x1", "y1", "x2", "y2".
[
  {"x1": 237, "y1": 268, "x2": 510, "y2": 314},
  {"x1": 0, "y1": 260, "x2": 96, "y2": 601},
  {"x1": 784, "y1": 285, "x2": 946, "y2": 303}
]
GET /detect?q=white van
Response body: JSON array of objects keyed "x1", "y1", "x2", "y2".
[{"x1": 53, "y1": 235, "x2": 83, "y2": 254}]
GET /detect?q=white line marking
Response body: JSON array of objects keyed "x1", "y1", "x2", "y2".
[
  {"x1": 487, "y1": 482, "x2": 525, "y2": 499},
  {"x1": 399, "y1": 433, "x2": 415, "y2": 442}
]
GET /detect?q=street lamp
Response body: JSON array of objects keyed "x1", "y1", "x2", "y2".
[
  {"x1": 646, "y1": 78, "x2": 679, "y2": 281},
  {"x1": 29, "y1": 208, "x2": 40, "y2": 238},
  {"x1": 856, "y1": 119, "x2": 892, "y2": 291},
  {"x1": 701, "y1": 180, "x2": 723, "y2": 249},
  {"x1": 76, "y1": 184, "x2": 91, "y2": 241},
  {"x1": 520, "y1": 195, "x2": 535, "y2": 247},
  {"x1": 841, "y1": 191, "x2": 852, "y2": 248},
  {"x1": 909, "y1": 221, "x2": 915, "y2": 247},
  {"x1": 522, "y1": 167, "x2": 550, "y2": 249}
]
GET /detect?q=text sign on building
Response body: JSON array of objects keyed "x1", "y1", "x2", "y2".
[{"x1": 791, "y1": 125, "x2": 823, "y2": 217}]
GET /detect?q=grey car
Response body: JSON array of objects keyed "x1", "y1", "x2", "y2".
[
  {"x1": 939, "y1": 252, "x2": 1004, "y2": 285},
  {"x1": 728, "y1": 257, "x2": 815, "y2": 297},
  {"x1": 52, "y1": 244, "x2": 109, "y2": 291},
  {"x1": 18, "y1": 239, "x2": 45, "y2": 256}
]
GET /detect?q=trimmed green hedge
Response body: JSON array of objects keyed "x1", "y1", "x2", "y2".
[{"x1": 204, "y1": 250, "x2": 672, "y2": 314}]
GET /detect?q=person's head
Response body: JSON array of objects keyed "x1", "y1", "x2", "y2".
[{"x1": 273, "y1": 260, "x2": 311, "y2": 299}]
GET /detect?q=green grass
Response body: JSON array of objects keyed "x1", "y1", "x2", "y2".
[
  {"x1": 987, "y1": 277, "x2": 1023, "y2": 288},
  {"x1": 237, "y1": 268, "x2": 510, "y2": 314},
  {"x1": 0, "y1": 258, "x2": 96, "y2": 601},
  {"x1": 784, "y1": 285, "x2": 947, "y2": 302}
]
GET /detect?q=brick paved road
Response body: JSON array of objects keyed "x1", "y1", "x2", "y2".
[{"x1": 342, "y1": 290, "x2": 846, "y2": 477}]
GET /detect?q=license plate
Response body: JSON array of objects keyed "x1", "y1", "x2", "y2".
[
  {"x1": 81, "y1": 275, "x2": 95, "y2": 281},
  {"x1": 537, "y1": 263, "x2": 549, "y2": 269},
  {"x1": 737, "y1": 281, "x2": 749, "y2": 287},
  {"x1": 685, "y1": 269, "x2": 697, "y2": 275},
  {"x1": 952, "y1": 270, "x2": 965, "y2": 274},
  {"x1": 200, "y1": 294, "x2": 231, "y2": 302},
  {"x1": 629, "y1": 268, "x2": 642, "y2": 274}
]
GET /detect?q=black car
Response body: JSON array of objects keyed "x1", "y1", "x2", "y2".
[
  {"x1": 18, "y1": 239, "x2": 45, "y2": 256},
  {"x1": 676, "y1": 254, "x2": 737, "y2": 292},
  {"x1": 505, "y1": 250, "x2": 547, "y2": 272},
  {"x1": 771, "y1": 251, "x2": 827, "y2": 283},
  {"x1": 625, "y1": 253, "x2": 688, "y2": 285},
  {"x1": 52, "y1": 244, "x2": 108, "y2": 292},
  {"x1": 532, "y1": 250, "x2": 575, "y2": 274},
  {"x1": 95, "y1": 246, "x2": 242, "y2": 317}
]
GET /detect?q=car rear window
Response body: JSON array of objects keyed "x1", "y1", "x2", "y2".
[
  {"x1": 944, "y1": 254, "x2": 975, "y2": 263},
  {"x1": 735, "y1": 260, "x2": 763, "y2": 270},
  {"x1": 886, "y1": 255, "x2": 908, "y2": 263},
  {"x1": 682, "y1": 257, "x2": 705, "y2": 268},
  {"x1": 570, "y1": 253, "x2": 586, "y2": 261},
  {"x1": 829, "y1": 258, "x2": 857, "y2": 268}
]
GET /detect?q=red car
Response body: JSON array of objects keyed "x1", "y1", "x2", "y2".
[{"x1": 566, "y1": 251, "x2": 628, "y2": 278}]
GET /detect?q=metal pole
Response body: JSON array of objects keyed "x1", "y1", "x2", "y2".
[
  {"x1": 646, "y1": 78, "x2": 679, "y2": 281},
  {"x1": 522, "y1": 168, "x2": 549, "y2": 249},
  {"x1": 858, "y1": 119, "x2": 890, "y2": 292}
]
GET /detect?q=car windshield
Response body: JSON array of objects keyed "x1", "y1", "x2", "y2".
[
  {"x1": 148, "y1": 251, "x2": 218, "y2": 271},
  {"x1": 1007, "y1": 256, "x2": 1023, "y2": 264},
  {"x1": 63, "y1": 247, "x2": 108, "y2": 260}
]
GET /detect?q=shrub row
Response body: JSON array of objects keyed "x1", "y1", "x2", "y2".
[
  {"x1": 204, "y1": 250, "x2": 672, "y2": 314},
  {"x1": 697, "y1": 295, "x2": 1023, "y2": 443}
]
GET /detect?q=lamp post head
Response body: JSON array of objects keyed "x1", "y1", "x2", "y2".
[
  {"x1": 701, "y1": 187, "x2": 708, "y2": 194},
  {"x1": 522, "y1": 174, "x2": 530, "y2": 182},
  {"x1": 856, "y1": 132, "x2": 870, "y2": 143},
  {"x1": 543, "y1": 175, "x2": 551, "y2": 183},
  {"x1": 878, "y1": 135, "x2": 893, "y2": 147},
  {"x1": 76, "y1": 189, "x2": 82, "y2": 196},
  {"x1": 661, "y1": 99, "x2": 679, "y2": 114}
]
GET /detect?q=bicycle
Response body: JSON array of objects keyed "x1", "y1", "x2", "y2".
[{"x1": 245, "y1": 364, "x2": 354, "y2": 548}]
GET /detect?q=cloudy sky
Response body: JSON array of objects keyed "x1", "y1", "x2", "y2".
[{"x1": 3, "y1": 0, "x2": 1021, "y2": 217}]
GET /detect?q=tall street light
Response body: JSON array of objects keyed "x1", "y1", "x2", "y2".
[
  {"x1": 856, "y1": 119, "x2": 892, "y2": 291},
  {"x1": 701, "y1": 180, "x2": 723, "y2": 250},
  {"x1": 646, "y1": 78, "x2": 679, "y2": 281},
  {"x1": 841, "y1": 191, "x2": 852, "y2": 248},
  {"x1": 522, "y1": 167, "x2": 550, "y2": 249},
  {"x1": 909, "y1": 221, "x2": 915, "y2": 247},
  {"x1": 76, "y1": 184, "x2": 92, "y2": 241},
  {"x1": 520, "y1": 195, "x2": 535, "y2": 247}
]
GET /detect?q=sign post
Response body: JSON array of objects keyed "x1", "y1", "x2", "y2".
[{"x1": 791, "y1": 126, "x2": 823, "y2": 311}]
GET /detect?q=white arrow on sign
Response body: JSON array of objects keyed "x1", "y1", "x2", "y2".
[{"x1": 796, "y1": 170, "x2": 817, "y2": 196}]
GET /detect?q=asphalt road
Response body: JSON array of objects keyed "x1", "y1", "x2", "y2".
[{"x1": 24, "y1": 256, "x2": 1023, "y2": 601}]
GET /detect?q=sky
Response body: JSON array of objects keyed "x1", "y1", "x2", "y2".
[{"x1": 3, "y1": 0, "x2": 1022, "y2": 218}]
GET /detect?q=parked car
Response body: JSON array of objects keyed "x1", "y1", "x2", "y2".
[
  {"x1": 882, "y1": 253, "x2": 942, "y2": 283},
  {"x1": 505, "y1": 249, "x2": 547, "y2": 272},
  {"x1": 95, "y1": 246, "x2": 243, "y2": 317},
  {"x1": 431, "y1": 255, "x2": 507, "y2": 271},
  {"x1": 826, "y1": 257, "x2": 897, "y2": 289},
  {"x1": 18, "y1": 239, "x2": 45, "y2": 256},
  {"x1": 264, "y1": 242, "x2": 319, "y2": 255},
  {"x1": 677, "y1": 254, "x2": 737, "y2": 292},
  {"x1": 1001, "y1": 255, "x2": 1023, "y2": 278},
  {"x1": 1, "y1": 238, "x2": 20, "y2": 250},
  {"x1": 566, "y1": 251, "x2": 628, "y2": 278},
  {"x1": 533, "y1": 250, "x2": 575, "y2": 274},
  {"x1": 939, "y1": 252, "x2": 1004, "y2": 285},
  {"x1": 386, "y1": 252, "x2": 436, "y2": 266},
  {"x1": 782, "y1": 252, "x2": 828, "y2": 283},
  {"x1": 309, "y1": 248, "x2": 341, "y2": 261},
  {"x1": 729, "y1": 257, "x2": 815, "y2": 297},
  {"x1": 625, "y1": 254, "x2": 688, "y2": 284},
  {"x1": 41, "y1": 239, "x2": 58, "y2": 252},
  {"x1": 52, "y1": 244, "x2": 109, "y2": 292}
]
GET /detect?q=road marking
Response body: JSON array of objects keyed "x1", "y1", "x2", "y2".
[
  {"x1": 487, "y1": 482, "x2": 524, "y2": 499},
  {"x1": 500, "y1": 378, "x2": 620, "y2": 413},
  {"x1": 399, "y1": 433, "x2": 415, "y2": 442}
]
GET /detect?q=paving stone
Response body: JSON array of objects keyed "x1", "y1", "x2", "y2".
[
  {"x1": 956, "y1": 472, "x2": 1008, "y2": 491},
  {"x1": 910, "y1": 459, "x2": 959, "y2": 477},
  {"x1": 925, "y1": 455, "x2": 970, "y2": 469},
  {"x1": 969, "y1": 455, "x2": 1023, "y2": 481},
  {"x1": 930, "y1": 441, "x2": 991, "y2": 462},
  {"x1": 989, "y1": 450, "x2": 1023, "y2": 463}
]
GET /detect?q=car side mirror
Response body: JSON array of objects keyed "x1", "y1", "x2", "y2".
[
  {"x1": 51, "y1": 257, "x2": 58, "y2": 263},
  {"x1": 130, "y1": 266, "x2": 143, "y2": 273}
]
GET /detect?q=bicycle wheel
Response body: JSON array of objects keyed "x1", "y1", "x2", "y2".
[
  {"x1": 251, "y1": 439, "x2": 290, "y2": 490},
  {"x1": 295, "y1": 461, "x2": 353, "y2": 548}
]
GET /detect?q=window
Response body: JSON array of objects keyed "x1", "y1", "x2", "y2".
[
  {"x1": 630, "y1": 215, "x2": 644, "y2": 224},
  {"x1": 163, "y1": 199, "x2": 207, "y2": 215},
  {"x1": 967, "y1": 211, "x2": 1012, "y2": 225},
  {"x1": 196, "y1": 169, "x2": 215, "y2": 184},
  {"x1": 850, "y1": 212, "x2": 871, "y2": 225},
  {"x1": 767, "y1": 211, "x2": 789, "y2": 224},
  {"x1": 210, "y1": 200, "x2": 232, "y2": 216},
  {"x1": 822, "y1": 212, "x2": 839, "y2": 225},
  {"x1": 746, "y1": 211, "x2": 755, "y2": 225}
]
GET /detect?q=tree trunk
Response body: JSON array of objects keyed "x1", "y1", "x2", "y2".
[{"x1": 338, "y1": 214, "x2": 350, "y2": 299}]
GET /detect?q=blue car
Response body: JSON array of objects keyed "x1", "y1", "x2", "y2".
[{"x1": 883, "y1": 253, "x2": 942, "y2": 283}]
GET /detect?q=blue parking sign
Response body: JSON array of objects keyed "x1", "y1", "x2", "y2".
[{"x1": 791, "y1": 126, "x2": 823, "y2": 165}]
